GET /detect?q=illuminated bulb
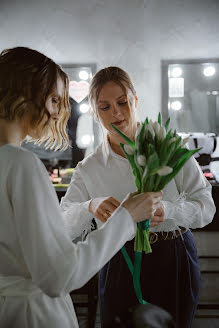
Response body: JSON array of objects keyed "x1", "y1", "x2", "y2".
[
  {"x1": 79, "y1": 70, "x2": 89, "y2": 80},
  {"x1": 81, "y1": 135, "x2": 91, "y2": 145},
  {"x1": 80, "y1": 103, "x2": 89, "y2": 113},
  {"x1": 212, "y1": 91, "x2": 218, "y2": 96},
  {"x1": 171, "y1": 101, "x2": 182, "y2": 111},
  {"x1": 203, "y1": 66, "x2": 215, "y2": 77},
  {"x1": 171, "y1": 67, "x2": 182, "y2": 78}
]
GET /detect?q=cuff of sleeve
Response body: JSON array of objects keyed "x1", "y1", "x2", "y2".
[
  {"x1": 161, "y1": 200, "x2": 172, "y2": 219},
  {"x1": 81, "y1": 200, "x2": 94, "y2": 221},
  {"x1": 112, "y1": 206, "x2": 137, "y2": 237}
]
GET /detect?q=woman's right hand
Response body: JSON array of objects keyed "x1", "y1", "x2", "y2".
[
  {"x1": 89, "y1": 196, "x2": 121, "y2": 222},
  {"x1": 121, "y1": 191, "x2": 163, "y2": 223}
]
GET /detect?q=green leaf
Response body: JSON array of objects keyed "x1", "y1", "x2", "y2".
[
  {"x1": 147, "y1": 153, "x2": 159, "y2": 170},
  {"x1": 167, "y1": 148, "x2": 189, "y2": 167},
  {"x1": 174, "y1": 136, "x2": 182, "y2": 150},
  {"x1": 159, "y1": 137, "x2": 175, "y2": 164},
  {"x1": 121, "y1": 143, "x2": 141, "y2": 191},
  {"x1": 157, "y1": 148, "x2": 200, "y2": 189},
  {"x1": 146, "y1": 130, "x2": 155, "y2": 145},
  {"x1": 164, "y1": 117, "x2": 170, "y2": 132},
  {"x1": 144, "y1": 175, "x2": 155, "y2": 192},
  {"x1": 158, "y1": 112, "x2": 162, "y2": 125},
  {"x1": 153, "y1": 175, "x2": 162, "y2": 191},
  {"x1": 136, "y1": 122, "x2": 145, "y2": 154},
  {"x1": 141, "y1": 165, "x2": 148, "y2": 192},
  {"x1": 134, "y1": 151, "x2": 144, "y2": 176},
  {"x1": 174, "y1": 148, "x2": 201, "y2": 170},
  {"x1": 111, "y1": 123, "x2": 136, "y2": 149},
  {"x1": 145, "y1": 143, "x2": 156, "y2": 158}
]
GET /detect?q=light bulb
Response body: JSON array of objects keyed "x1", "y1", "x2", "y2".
[
  {"x1": 171, "y1": 101, "x2": 182, "y2": 111},
  {"x1": 81, "y1": 135, "x2": 91, "y2": 145},
  {"x1": 80, "y1": 103, "x2": 89, "y2": 113},
  {"x1": 203, "y1": 66, "x2": 215, "y2": 77},
  {"x1": 171, "y1": 67, "x2": 182, "y2": 78},
  {"x1": 79, "y1": 70, "x2": 89, "y2": 80}
]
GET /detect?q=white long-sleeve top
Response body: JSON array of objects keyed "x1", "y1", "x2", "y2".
[
  {"x1": 0, "y1": 144, "x2": 136, "y2": 328},
  {"x1": 61, "y1": 137, "x2": 216, "y2": 239}
]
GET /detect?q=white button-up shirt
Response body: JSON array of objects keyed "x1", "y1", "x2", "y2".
[
  {"x1": 0, "y1": 144, "x2": 136, "y2": 328},
  {"x1": 61, "y1": 137, "x2": 216, "y2": 239}
]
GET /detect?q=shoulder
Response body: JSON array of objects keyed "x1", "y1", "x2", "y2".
[{"x1": 3, "y1": 144, "x2": 43, "y2": 171}]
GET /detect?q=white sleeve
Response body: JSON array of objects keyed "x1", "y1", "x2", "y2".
[
  {"x1": 10, "y1": 151, "x2": 136, "y2": 297},
  {"x1": 161, "y1": 156, "x2": 216, "y2": 229},
  {"x1": 60, "y1": 163, "x2": 94, "y2": 240}
]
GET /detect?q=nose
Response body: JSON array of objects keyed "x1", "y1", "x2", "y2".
[
  {"x1": 111, "y1": 104, "x2": 121, "y2": 117},
  {"x1": 50, "y1": 108, "x2": 59, "y2": 121}
]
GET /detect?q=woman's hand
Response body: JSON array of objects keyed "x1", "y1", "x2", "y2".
[
  {"x1": 121, "y1": 191, "x2": 163, "y2": 224},
  {"x1": 89, "y1": 196, "x2": 120, "y2": 222},
  {"x1": 150, "y1": 203, "x2": 165, "y2": 227}
]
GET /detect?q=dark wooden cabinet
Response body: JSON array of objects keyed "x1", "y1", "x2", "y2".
[{"x1": 193, "y1": 185, "x2": 219, "y2": 320}]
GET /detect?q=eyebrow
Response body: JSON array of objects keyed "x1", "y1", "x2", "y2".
[{"x1": 98, "y1": 94, "x2": 126, "y2": 104}]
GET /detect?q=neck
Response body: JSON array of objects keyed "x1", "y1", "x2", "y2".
[
  {"x1": 0, "y1": 118, "x2": 26, "y2": 147},
  {"x1": 108, "y1": 121, "x2": 138, "y2": 157}
]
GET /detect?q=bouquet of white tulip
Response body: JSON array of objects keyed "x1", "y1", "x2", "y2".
[{"x1": 111, "y1": 113, "x2": 200, "y2": 254}]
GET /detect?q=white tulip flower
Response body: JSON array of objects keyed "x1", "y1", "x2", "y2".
[
  {"x1": 168, "y1": 137, "x2": 177, "y2": 146},
  {"x1": 145, "y1": 124, "x2": 155, "y2": 139},
  {"x1": 157, "y1": 166, "x2": 173, "y2": 176},
  {"x1": 181, "y1": 137, "x2": 190, "y2": 147},
  {"x1": 153, "y1": 121, "x2": 160, "y2": 136},
  {"x1": 137, "y1": 155, "x2": 146, "y2": 166},
  {"x1": 159, "y1": 126, "x2": 166, "y2": 140},
  {"x1": 124, "y1": 144, "x2": 135, "y2": 155}
]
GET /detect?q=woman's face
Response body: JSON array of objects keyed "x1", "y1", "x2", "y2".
[
  {"x1": 26, "y1": 76, "x2": 64, "y2": 139},
  {"x1": 96, "y1": 81, "x2": 138, "y2": 140}
]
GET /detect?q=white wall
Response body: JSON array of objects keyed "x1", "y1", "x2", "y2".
[{"x1": 1, "y1": 0, "x2": 219, "y2": 121}]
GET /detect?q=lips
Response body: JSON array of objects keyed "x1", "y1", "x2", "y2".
[{"x1": 112, "y1": 120, "x2": 125, "y2": 125}]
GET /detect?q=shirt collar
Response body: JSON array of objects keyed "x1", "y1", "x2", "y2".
[{"x1": 102, "y1": 133, "x2": 128, "y2": 166}]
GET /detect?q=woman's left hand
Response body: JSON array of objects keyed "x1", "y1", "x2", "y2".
[{"x1": 150, "y1": 203, "x2": 165, "y2": 227}]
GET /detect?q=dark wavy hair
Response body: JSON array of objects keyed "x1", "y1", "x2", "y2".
[{"x1": 0, "y1": 46, "x2": 70, "y2": 150}]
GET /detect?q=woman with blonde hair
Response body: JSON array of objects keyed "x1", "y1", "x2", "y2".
[
  {"x1": 0, "y1": 48, "x2": 163, "y2": 328},
  {"x1": 61, "y1": 66, "x2": 215, "y2": 328}
]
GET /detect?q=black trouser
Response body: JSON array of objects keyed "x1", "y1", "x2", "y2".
[{"x1": 99, "y1": 230, "x2": 201, "y2": 328}]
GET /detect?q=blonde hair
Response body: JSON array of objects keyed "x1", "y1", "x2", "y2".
[
  {"x1": 88, "y1": 66, "x2": 136, "y2": 118},
  {"x1": 88, "y1": 66, "x2": 137, "y2": 149},
  {"x1": 0, "y1": 47, "x2": 70, "y2": 150}
]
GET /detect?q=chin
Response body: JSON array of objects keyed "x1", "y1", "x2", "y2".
[{"x1": 28, "y1": 131, "x2": 41, "y2": 140}]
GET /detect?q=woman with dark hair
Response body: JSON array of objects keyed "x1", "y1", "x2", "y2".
[
  {"x1": 60, "y1": 66, "x2": 215, "y2": 328},
  {"x1": 0, "y1": 48, "x2": 163, "y2": 328}
]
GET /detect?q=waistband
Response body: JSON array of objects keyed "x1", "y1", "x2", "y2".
[
  {"x1": 0, "y1": 275, "x2": 41, "y2": 297},
  {"x1": 149, "y1": 227, "x2": 187, "y2": 244}
]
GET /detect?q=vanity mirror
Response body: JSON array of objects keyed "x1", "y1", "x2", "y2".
[{"x1": 161, "y1": 59, "x2": 219, "y2": 134}]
